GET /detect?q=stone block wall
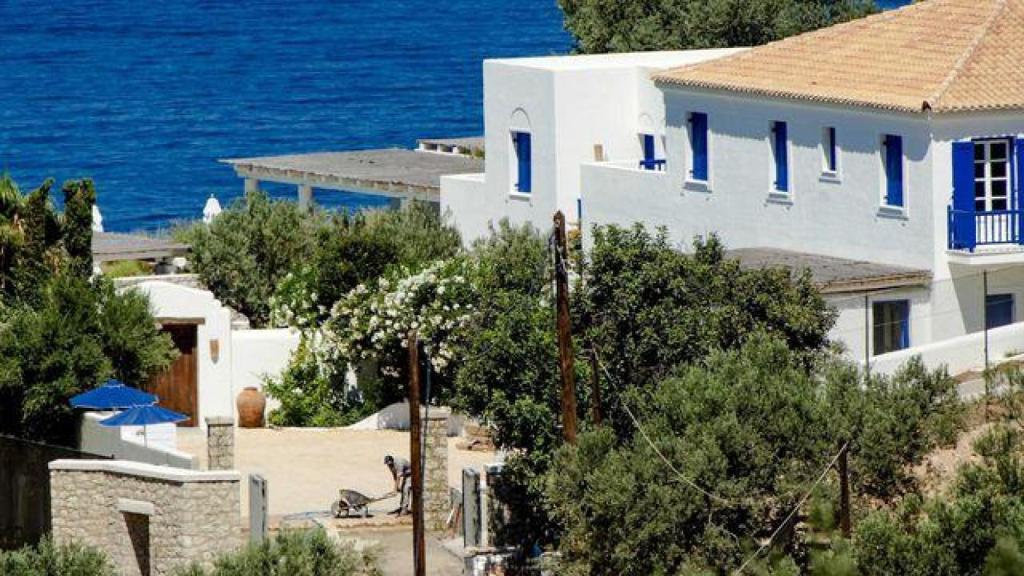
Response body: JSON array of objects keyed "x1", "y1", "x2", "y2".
[
  {"x1": 423, "y1": 407, "x2": 450, "y2": 533},
  {"x1": 205, "y1": 416, "x2": 234, "y2": 470},
  {"x1": 50, "y1": 460, "x2": 240, "y2": 576}
]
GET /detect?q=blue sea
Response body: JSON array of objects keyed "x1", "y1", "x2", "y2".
[{"x1": 1, "y1": 0, "x2": 908, "y2": 231}]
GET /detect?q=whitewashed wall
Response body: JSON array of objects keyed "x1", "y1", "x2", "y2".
[
  {"x1": 129, "y1": 281, "x2": 235, "y2": 426},
  {"x1": 231, "y1": 328, "x2": 300, "y2": 414},
  {"x1": 442, "y1": 50, "x2": 743, "y2": 244},
  {"x1": 583, "y1": 88, "x2": 935, "y2": 270},
  {"x1": 125, "y1": 281, "x2": 297, "y2": 426},
  {"x1": 929, "y1": 113, "x2": 1024, "y2": 280}
]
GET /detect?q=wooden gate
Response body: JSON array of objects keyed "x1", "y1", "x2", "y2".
[{"x1": 148, "y1": 323, "x2": 198, "y2": 426}]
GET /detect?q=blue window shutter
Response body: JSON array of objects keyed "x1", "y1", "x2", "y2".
[
  {"x1": 898, "y1": 301, "x2": 910, "y2": 349},
  {"x1": 1016, "y1": 139, "x2": 1024, "y2": 242},
  {"x1": 885, "y1": 135, "x2": 903, "y2": 206},
  {"x1": 690, "y1": 113, "x2": 708, "y2": 181},
  {"x1": 952, "y1": 140, "x2": 976, "y2": 249},
  {"x1": 516, "y1": 132, "x2": 531, "y2": 193},
  {"x1": 774, "y1": 122, "x2": 788, "y2": 192},
  {"x1": 643, "y1": 134, "x2": 655, "y2": 162},
  {"x1": 828, "y1": 127, "x2": 837, "y2": 172}
]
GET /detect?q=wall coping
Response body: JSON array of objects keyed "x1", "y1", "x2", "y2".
[
  {"x1": 50, "y1": 459, "x2": 240, "y2": 483},
  {"x1": 421, "y1": 406, "x2": 451, "y2": 420}
]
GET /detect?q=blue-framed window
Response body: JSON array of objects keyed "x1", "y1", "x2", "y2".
[
  {"x1": 883, "y1": 134, "x2": 904, "y2": 207},
  {"x1": 986, "y1": 293, "x2": 1015, "y2": 329},
  {"x1": 638, "y1": 133, "x2": 665, "y2": 171},
  {"x1": 772, "y1": 121, "x2": 789, "y2": 192},
  {"x1": 873, "y1": 300, "x2": 910, "y2": 355},
  {"x1": 512, "y1": 131, "x2": 531, "y2": 193},
  {"x1": 823, "y1": 126, "x2": 838, "y2": 173},
  {"x1": 688, "y1": 112, "x2": 708, "y2": 182}
]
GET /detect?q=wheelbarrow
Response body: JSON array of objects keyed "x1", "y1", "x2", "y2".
[{"x1": 330, "y1": 489, "x2": 396, "y2": 518}]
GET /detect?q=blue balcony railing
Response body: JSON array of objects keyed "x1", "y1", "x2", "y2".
[
  {"x1": 638, "y1": 158, "x2": 666, "y2": 171},
  {"x1": 948, "y1": 207, "x2": 1024, "y2": 251}
]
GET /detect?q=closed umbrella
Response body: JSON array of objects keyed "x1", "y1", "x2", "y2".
[
  {"x1": 100, "y1": 404, "x2": 187, "y2": 447},
  {"x1": 70, "y1": 379, "x2": 157, "y2": 410}
]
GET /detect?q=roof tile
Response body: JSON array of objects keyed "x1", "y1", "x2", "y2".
[{"x1": 654, "y1": 0, "x2": 1022, "y2": 114}]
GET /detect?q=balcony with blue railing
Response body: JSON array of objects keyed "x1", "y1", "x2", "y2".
[
  {"x1": 948, "y1": 206, "x2": 1024, "y2": 253},
  {"x1": 638, "y1": 158, "x2": 666, "y2": 171}
]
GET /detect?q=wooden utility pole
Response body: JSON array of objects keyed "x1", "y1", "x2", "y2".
[
  {"x1": 553, "y1": 211, "x2": 578, "y2": 444},
  {"x1": 407, "y1": 332, "x2": 426, "y2": 576},
  {"x1": 838, "y1": 444, "x2": 851, "y2": 538}
]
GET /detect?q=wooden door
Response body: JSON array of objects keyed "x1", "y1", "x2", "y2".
[{"x1": 148, "y1": 324, "x2": 198, "y2": 426}]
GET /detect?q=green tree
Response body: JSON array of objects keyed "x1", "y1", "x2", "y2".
[
  {"x1": 61, "y1": 178, "x2": 96, "y2": 279},
  {"x1": 188, "y1": 190, "x2": 325, "y2": 327},
  {"x1": 579, "y1": 225, "x2": 835, "y2": 423},
  {"x1": 557, "y1": 0, "x2": 877, "y2": 53},
  {"x1": 0, "y1": 274, "x2": 176, "y2": 445},
  {"x1": 852, "y1": 426, "x2": 1024, "y2": 576},
  {"x1": 546, "y1": 336, "x2": 961, "y2": 575},
  {"x1": 451, "y1": 221, "x2": 567, "y2": 548}
]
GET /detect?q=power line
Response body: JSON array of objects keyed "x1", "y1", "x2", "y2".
[
  {"x1": 592, "y1": 350, "x2": 851, "y2": 574},
  {"x1": 732, "y1": 442, "x2": 848, "y2": 575}
]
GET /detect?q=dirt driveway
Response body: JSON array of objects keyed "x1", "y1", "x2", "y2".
[{"x1": 179, "y1": 427, "x2": 497, "y2": 519}]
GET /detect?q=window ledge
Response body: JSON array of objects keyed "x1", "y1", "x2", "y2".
[
  {"x1": 877, "y1": 205, "x2": 907, "y2": 220},
  {"x1": 508, "y1": 191, "x2": 532, "y2": 201},
  {"x1": 683, "y1": 179, "x2": 711, "y2": 193},
  {"x1": 767, "y1": 191, "x2": 793, "y2": 205},
  {"x1": 819, "y1": 171, "x2": 841, "y2": 184}
]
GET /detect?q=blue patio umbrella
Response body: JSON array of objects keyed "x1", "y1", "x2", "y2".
[
  {"x1": 100, "y1": 404, "x2": 187, "y2": 447},
  {"x1": 70, "y1": 379, "x2": 157, "y2": 410}
]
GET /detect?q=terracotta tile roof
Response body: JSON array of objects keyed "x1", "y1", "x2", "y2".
[{"x1": 654, "y1": 0, "x2": 1024, "y2": 114}]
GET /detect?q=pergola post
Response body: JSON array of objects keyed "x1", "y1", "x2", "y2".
[
  {"x1": 297, "y1": 184, "x2": 313, "y2": 210},
  {"x1": 243, "y1": 178, "x2": 259, "y2": 195}
]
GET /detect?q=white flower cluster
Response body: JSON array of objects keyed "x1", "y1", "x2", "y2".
[
  {"x1": 270, "y1": 269, "x2": 326, "y2": 331},
  {"x1": 326, "y1": 259, "x2": 476, "y2": 374}
]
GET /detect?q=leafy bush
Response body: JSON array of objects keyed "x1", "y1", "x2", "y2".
[
  {"x1": 188, "y1": 190, "x2": 326, "y2": 327},
  {"x1": 263, "y1": 337, "x2": 352, "y2": 427},
  {"x1": 851, "y1": 424, "x2": 1024, "y2": 576},
  {"x1": 0, "y1": 274, "x2": 177, "y2": 445},
  {"x1": 579, "y1": 225, "x2": 836, "y2": 424},
  {"x1": 176, "y1": 529, "x2": 380, "y2": 576},
  {"x1": 0, "y1": 537, "x2": 114, "y2": 576},
  {"x1": 546, "y1": 336, "x2": 962, "y2": 575},
  {"x1": 558, "y1": 0, "x2": 876, "y2": 54},
  {"x1": 101, "y1": 260, "x2": 151, "y2": 278}
]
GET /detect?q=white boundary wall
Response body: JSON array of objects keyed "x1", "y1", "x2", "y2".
[
  {"x1": 122, "y1": 280, "x2": 299, "y2": 427},
  {"x1": 871, "y1": 320, "x2": 1024, "y2": 376}
]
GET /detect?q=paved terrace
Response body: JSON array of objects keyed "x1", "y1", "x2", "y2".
[
  {"x1": 730, "y1": 247, "x2": 931, "y2": 294},
  {"x1": 92, "y1": 232, "x2": 189, "y2": 263},
  {"x1": 221, "y1": 147, "x2": 484, "y2": 207}
]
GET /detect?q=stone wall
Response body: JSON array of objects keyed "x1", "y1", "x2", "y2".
[
  {"x1": 423, "y1": 407, "x2": 450, "y2": 533},
  {"x1": 50, "y1": 460, "x2": 240, "y2": 576},
  {"x1": 205, "y1": 417, "x2": 234, "y2": 471}
]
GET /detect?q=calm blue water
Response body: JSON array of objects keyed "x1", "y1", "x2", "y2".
[
  {"x1": 0, "y1": 1, "x2": 571, "y2": 231},
  {"x1": 1, "y1": 1, "x2": 908, "y2": 231}
]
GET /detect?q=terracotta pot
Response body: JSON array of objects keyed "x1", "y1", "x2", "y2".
[{"x1": 236, "y1": 387, "x2": 266, "y2": 428}]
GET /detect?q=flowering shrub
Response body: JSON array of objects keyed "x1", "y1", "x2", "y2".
[
  {"x1": 262, "y1": 335, "x2": 356, "y2": 427},
  {"x1": 269, "y1": 267, "x2": 324, "y2": 331},
  {"x1": 326, "y1": 258, "x2": 476, "y2": 377}
]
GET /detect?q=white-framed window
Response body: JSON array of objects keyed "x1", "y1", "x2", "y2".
[
  {"x1": 770, "y1": 121, "x2": 789, "y2": 193},
  {"x1": 881, "y1": 134, "x2": 904, "y2": 208},
  {"x1": 510, "y1": 131, "x2": 532, "y2": 194},
  {"x1": 822, "y1": 126, "x2": 839, "y2": 175},
  {"x1": 974, "y1": 139, "x2": 1010, "y2": 212},
  {"x1": 873, "y1": 299, "x2": 910, "y2": 355}
]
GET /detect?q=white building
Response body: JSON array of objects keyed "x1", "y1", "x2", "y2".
[{"x1": 442, "y1": 0, "x2": 1024, "y2": 372}]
